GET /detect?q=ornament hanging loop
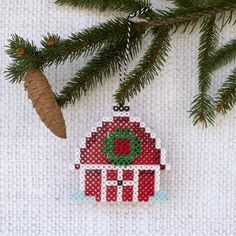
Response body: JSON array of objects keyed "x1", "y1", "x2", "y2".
[
  {"x1": 120, "y1": 7, "x2": 150, "y2": 82},
  {"x1": 114, "y1": 7, "x2": 150, "y2": 112}
]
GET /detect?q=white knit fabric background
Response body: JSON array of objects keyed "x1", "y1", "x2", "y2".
[{"x1": 0, "y1": 0, "x2": 236, "y2": 235}]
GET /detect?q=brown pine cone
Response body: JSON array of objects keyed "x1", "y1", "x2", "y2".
[{"x1": 24, "y1": 70, "x2": 67, "y2": 139}]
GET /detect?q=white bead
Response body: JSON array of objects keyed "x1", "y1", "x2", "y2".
[
  {"x1": 75, "y1": 148, "x2": 80, "y2": 154},
  {"x1": 156, "y1": 139, "x2": 161, "y2": 149},
  {"x1": 156, "y1": 138, "x2": 161, "y2": 144},
  {"x1": 161, "y1": 149, "x2": 166, "y2": 155},
  {"x1": 117, "y1": 196, "x2": 122, "y2": 201},
  {"x1": 80, "y1": 137, "x2": 86, "y2": 144},
  {"x1": 151, "y1": 133, "x2": 156, "y2": 138},
  {"x1": 74, "y1": 158, "x2": 80, "y2": 164},
  {"x1": 161, "y1": 160, "x2": 166, "y2": 166},
  {"x1": 91, "y1": 127, "x2": 96, "y2": 132},
  {"x1": 86, "y1": 132, "x2": 91, "y2": 137},
  {"x1": 133, "y1": 196, "x2": 138, "y2": 202},
  {"x1": 165, "y1": 163, "x2": 171, "y2": 170},
  {"x1": 140, "y1": 122, "x2": 145, "y2": 127},
  {"x1": 133, "y1": 187, "x2": 138, "y2": 193},
  {"x1": 146, "y1": 127, "x2": 151, "y2": 133}
]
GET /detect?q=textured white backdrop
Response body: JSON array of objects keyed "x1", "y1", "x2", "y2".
[{"x1": 0, "y1": 0, "x2": 236, "y2": 235}]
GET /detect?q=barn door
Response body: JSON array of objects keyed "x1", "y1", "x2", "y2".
[{"x1": 101, "y1": 168, "x2": 139, "y2": 202}]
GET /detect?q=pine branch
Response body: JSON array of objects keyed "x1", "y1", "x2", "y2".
[
  {"x1": 210, "y1": 39, "x2": 236, "y2": 71},
  {"x1": 147, "y1": 1, "x2": 236, "y2": 30},
  {"x1": 55, "y1": 0, "x2": 152, "y2": 13},
  {"x1": 41, "y1": 18, "x2": 146, "y2": 66},
  {"x1": 55, "y1": 0, "x2": 236, "y2": 32},
  {"x1": 168, "y1": 0, "x2": 225, "y2": 8},
  {"x1": 215, "y1": 68, "x2": 236, "y2": 114},
  {"x1": 5, "y1": 34, "x2": 43, "y2": 83},
  {"x1": 114, "y1": 27, "x2": 171, "y2": 104},
  {"x1": 56, "y1": 34, "x2": 143, "y2": 107},
  {"x1": 190, "y1": 16, "x2": 219, "y2": 127}
]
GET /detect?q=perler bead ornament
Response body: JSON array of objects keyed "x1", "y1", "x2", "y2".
[{"x1": 73, "y1": 109, "x2": 170, "y2": 202}]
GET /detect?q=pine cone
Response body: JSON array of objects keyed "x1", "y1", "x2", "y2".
[{"x1": 24, "y1": 70, "x2": 67, "y2": 139}]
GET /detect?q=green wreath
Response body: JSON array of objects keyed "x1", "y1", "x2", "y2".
[{"x1": 103, "y1": 128, "x2": 141, "y2": 166}]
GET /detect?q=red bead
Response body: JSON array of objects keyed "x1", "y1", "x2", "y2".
[{"x1": 74, "y1": 164, "x2": 80, "y2": 169}]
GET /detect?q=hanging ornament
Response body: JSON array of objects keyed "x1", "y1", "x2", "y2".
[
  {"x1": 73, "y1": 8, "x2": 170, "y2": 202},
  {"x1": 24, "y1": 69, "x2": 67, "y2": 139}
]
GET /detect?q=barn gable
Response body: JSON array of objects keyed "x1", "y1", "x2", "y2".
[{"x1": 79, "y1": 116, "x2": 162, "y2": 166}]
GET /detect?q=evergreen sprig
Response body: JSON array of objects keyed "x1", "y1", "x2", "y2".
[
  {"x1": 190, "y1": 16, "x2": 219, "y2": 127},
  {"x1": 115, "y1": 27, "x2": 171, "y2": 104},
  {"x1": 5, "y1": 34, "x2": 43, "y2": 83},
  {"x1": 5, "y1": 0, "x2": 236, "y2": 127},
  {"x1": 215, "y1": 69, "x2": 236, "y2": 114}
]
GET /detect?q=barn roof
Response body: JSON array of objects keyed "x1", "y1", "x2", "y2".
[{"x1": 76, "y1": 116, "x2": 166, "y2": 169}]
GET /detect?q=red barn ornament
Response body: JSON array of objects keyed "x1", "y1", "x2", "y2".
[{"x1": 73, "y1": 111, "x2": 170, "y2": 202}]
